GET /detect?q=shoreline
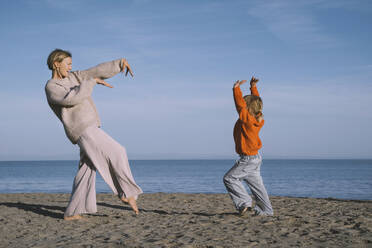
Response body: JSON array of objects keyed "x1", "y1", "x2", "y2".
[
  {"x1": 1, "y1": 158, "x2": 372, "y2": 162},
  {"x1": 0, "y1": 193, "x2": 371, "y2": 247},
  {"x1": 2, "y1": 192, "x2": 371, "y2": 202}
]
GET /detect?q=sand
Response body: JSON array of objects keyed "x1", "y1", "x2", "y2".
[{"x1": 0, "y1": 193, "x2": 371, "y2": 247}]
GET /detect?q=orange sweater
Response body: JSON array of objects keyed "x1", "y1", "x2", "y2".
[{"x1": 233, "y1": 85, "x2": 264, "y2": 156}]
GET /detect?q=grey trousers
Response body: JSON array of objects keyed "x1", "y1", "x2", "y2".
[
  {"x1": 223, "y1": 154, "x2": 273, "y2": 216},
  {"x1": 64, "y1": 126, "x2": 143, "y2": 217}
]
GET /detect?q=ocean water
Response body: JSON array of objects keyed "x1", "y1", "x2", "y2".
[{"x1": 0, "y1": 159, "x2": 371, "y2": 200}]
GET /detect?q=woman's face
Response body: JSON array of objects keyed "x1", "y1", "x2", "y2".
[{"x1": 55, "y1": 57, "x2": 72, "y2": 78}]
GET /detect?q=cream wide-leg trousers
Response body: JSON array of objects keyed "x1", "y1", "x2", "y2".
[{"x1": 64, "y1": 126, "x2": 143, "y2": 217}]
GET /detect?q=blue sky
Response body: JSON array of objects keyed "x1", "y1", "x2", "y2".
[{"x1": 0, "y1": 0, "x2": 371, "y2": 160}]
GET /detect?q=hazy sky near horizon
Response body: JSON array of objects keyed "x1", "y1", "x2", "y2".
[{"x1": 0, "y1": 0, "x2": 371, "y2": 160}]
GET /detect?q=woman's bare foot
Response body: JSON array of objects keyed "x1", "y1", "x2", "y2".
[
  {"x1": 64, "y1": 215, "x2": 83, "y2": 220},
  {"x1": 127, "y1": 197, "x2": 139, "y2": 215},
  {"x1": 121, "y1": 196, "x2": 129, "y2": 204}
]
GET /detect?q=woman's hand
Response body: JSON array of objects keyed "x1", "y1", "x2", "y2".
[
  {"x1": 120, "y1": 58, "x2": 134, "y2": 77},
  {"x1": 95, "y1": 78, "x2": 113, "y2": 88},
  {"x1": 250, "y1": 76, "x2": 259, "y2": 86},
  {"x1": 233, "y1": 80, "x2": 247, "y2": 88}
]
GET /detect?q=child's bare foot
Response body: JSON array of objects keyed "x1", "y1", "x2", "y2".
[
  {"x1": 239, "y1": 207, "x2": 252, "y2": 216},
  {"x1": 127, "y1": 197, "x2": 139, "y2": 215},
  {"x1": 64, "y1": 215, "x2": 83, "y2": 220}
]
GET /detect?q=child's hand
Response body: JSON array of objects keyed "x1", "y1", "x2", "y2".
[
  {"x1": 250, "y1": 76, "x2": 259, "y2": 86},
  {"x1": 233, "y1": 80, "x2": 247, "y2": 88}
]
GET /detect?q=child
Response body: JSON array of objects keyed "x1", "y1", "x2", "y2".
[{"x1": 223, "y1": 77, "x2": 273, "y2": 216}]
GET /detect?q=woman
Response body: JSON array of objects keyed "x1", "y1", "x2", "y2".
[{"x1": 45, "y1": 49, "x2": 142, "y2": 220}]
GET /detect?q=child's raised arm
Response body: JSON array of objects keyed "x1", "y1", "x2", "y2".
[
  {"x1": 233, "y1": 78, "x2": 263, "y2": 124},
  {"x1": 233, "y1": 80, "x2": 247, "y2": 113},
  {"x1": 233, "y1": 79, "x2": 247, "y2": 89},
  {"x1": 250, "y1": 76, "x2": 260, "y2": 97}
]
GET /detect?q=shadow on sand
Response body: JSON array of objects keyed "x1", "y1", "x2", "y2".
[
  {"x1": 97, "y1": 202, "x2": 237, "y2": 217},
  {"x1": 0, "y1": 202, "x2": 64, "y2": 219},
  {"x1": 0, "y1": 201, "x2": 238, "y2": 219}
]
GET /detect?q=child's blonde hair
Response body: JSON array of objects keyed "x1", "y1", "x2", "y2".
[{"x1": 243, "y1": 95, "x2": 263, "y2": 121}]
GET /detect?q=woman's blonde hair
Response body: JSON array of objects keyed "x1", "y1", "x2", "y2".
[
  {"x1": 47, "y1": 49, "x2": 72, "y2": 70},
  {"x1": 243, "y1": 95, "x2": 263, "y2": 121}
]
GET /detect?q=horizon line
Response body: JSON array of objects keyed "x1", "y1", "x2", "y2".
[{"x1": 1, "y1": 157, "x2": 371, "y2": 162}]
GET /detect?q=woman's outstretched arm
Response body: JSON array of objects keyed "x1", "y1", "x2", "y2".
[
  {"x1": 45, "y1": 78, "x2": 113, "y2": 107},
  {"x1": 77, "y1": 58, "x2": 134, "y2": 80},
  {"x1": 45, "y1": 79, "x2": 96, "y2": 107}
]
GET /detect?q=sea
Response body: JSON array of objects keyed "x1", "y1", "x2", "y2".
[{"x1": 0, "y1": 159, "x2": 371, "y2": 200}]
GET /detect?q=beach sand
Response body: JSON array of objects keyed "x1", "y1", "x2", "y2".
[{"x1": 0, "y1": 193, "x2": 371, "y2": 247}]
